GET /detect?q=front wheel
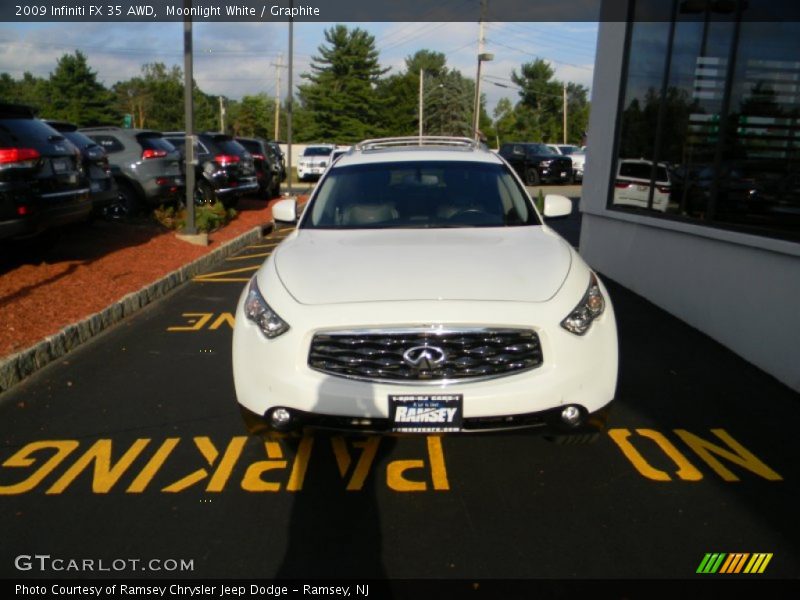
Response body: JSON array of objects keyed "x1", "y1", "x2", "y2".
[{"x1": 525, "y1": 167, "x2": 541, "y2": 186}]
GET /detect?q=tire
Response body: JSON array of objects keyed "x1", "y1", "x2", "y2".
[
  {"x1": 269, "y1": 179, "x2": 281, "y2": 199},
  {"x1": 525, "y1": 167, "x2": 540, "y2": 186},
  {"x1": 195, "y1": 181, "x2": 215, "y2": 206},
  {"x1": 108, "y1": 180, "x2": 141, "y2": 218}
]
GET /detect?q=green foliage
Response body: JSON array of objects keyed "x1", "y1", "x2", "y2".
[
  {"x1": 229, "y1": 93, "x2": 276, "y2": 138},
  {"x1": 46, "y1": 51, "x2": 120, "y2": 125},
  {"x1": 423, "y1": 70, "x2": 474, "y2": 137},
  {"x1": 296, "y1": 25, "x2": 391, "y2": 142},
  {"x1": 503, "y1": 58, "x2": 591, "y2": 145},
  {"x1": 153, "y1": 202, "x2": 236, "y2": 233},
  {"x1": 536, "y1": 189, "x2": 545, "y2": 213}
]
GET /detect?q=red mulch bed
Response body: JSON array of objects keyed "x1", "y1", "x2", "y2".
[{"x1": 0, "y1": 197, "x2": 278, "y2": 359}]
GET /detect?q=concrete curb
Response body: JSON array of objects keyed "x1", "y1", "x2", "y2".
[{"x1": 0, "y1": 222, "x2": 272, "y2": 394}]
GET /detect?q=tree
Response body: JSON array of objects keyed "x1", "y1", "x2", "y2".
[
  {"x1": 229, "y1": 93, "x2": 275, "y2": 138},
  {"x1": 47, "y1": 51, "x2": 119, "y2": 125},
  {"x1": 0, "y1": 72, "x2": 50, "y2": 112},
  {"x1": 297, "y1": 25, "x2": 390, "y2": 142},
  {"x1": 113, "y1": 62, "x2": 218, "y2": 131},
  {"x1": 510, "y1": 58, "x2": 590, "y2": 145},
  {"x1": 493, "y1": 97, "x2": 516, "y2": 146},
  {"x1": 424, "y1": 69, "x2": 473, "y2": 137}
]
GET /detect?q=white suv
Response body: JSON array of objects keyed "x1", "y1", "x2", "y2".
[
  {"x1": 296, "y1": 144, "x2": 335, "y2": 181},
  {"x1": 233, "y1": 137, "x2": 618, "y2": 439}
]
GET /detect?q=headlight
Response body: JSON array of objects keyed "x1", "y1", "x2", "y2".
[
  {"x1": 244, "y1": 276, "x2": 290, "y2": 339},
  {"x1": 560, "y1": 273, "x2": 606, "y2": 336},
  {"x1": 540, "y1": 159, "x2": 553, "y2": 167}
]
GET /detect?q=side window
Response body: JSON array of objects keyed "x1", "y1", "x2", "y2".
[{"x1": 88, "y1": 134, "x2": 124, "y2": 154}]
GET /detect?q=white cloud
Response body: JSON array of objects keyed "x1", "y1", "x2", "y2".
[{"x1": 0, "y1": 20, "x2": 596, "y2": 114}]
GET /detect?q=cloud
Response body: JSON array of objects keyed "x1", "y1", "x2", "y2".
[{"x1": 0, "y1": 20, "x2": 596, "y2": 113}]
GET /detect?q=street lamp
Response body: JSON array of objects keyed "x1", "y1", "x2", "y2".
[{"x1": 472, "y1": 52, "x2": 493, "y2": 141}]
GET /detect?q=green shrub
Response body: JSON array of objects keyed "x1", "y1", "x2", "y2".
[
  {"x1": 536, "y1": 189, "x2": 545, "y2": 213},
  {"x1": 154, "y1": 202, "x2": 237, "y2": 233}
]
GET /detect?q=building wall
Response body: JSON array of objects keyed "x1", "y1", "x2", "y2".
[{"x1": 581, "y1": 20, "x2": 800, "y2": 392}]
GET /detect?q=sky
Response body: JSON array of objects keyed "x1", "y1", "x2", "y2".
[{"x1": 0, "y1": 20, "x2": 598, "y2": 116}]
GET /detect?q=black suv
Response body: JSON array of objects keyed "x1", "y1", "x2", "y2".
[
  {"x1": 79, "y1": 127, "x2": 184, "y2": 216},
  {"x1": 498, "y1": 142, "x2": 573, "y2": 186},
  {"x1": 44, "y1": 120, "x2": 118, "y2": 215},
  {"x1": 235, "y1": 136, "x2": 279, "y2": 198},
  {"x1": 163, "y1": 132, "x2": 258, "y2": 208},
  {"x1": 267, "y1": 141, "x2": 286, "y2": 185},
  {"x1": 1, "y1": 104, "x2": 91, "y2": 241}
]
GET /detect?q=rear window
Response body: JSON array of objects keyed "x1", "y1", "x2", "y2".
[
  {"x1": 238, "y1": 139, "x2": 261, "y2": 154},
  {"x1": 137, "y1": 133, "x2": 176, "y2": 153},
  {"x1": 619, "y1": 161, "x2": 669, "y2": 182},
  {"x1": 87, "y1": 134, "x2": 124, "y2": 154},
  {"x1": 0, "y1": 118, "x2": 65, "y2": 148},
  {"x1": 62, "y1": 131, "x2": 98, "y2": 150},
  {"x1": 210, "y1": 137, "x2": 248, "y2": 156},
  {"x1": 303, "y1": 160, "x2": 540, "y2": 230}
]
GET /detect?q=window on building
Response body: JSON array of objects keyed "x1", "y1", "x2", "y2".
[{"x1": 611, "y1": 0, "x2": 800, "y2": 241}]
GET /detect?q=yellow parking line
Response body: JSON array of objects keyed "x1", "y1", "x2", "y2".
[
  {"x1": 193, "y1": 265, "x2": 259, "y2": 283},
  {"x1": 226, "y1": 252, "x2": 271, "y2": 261}
]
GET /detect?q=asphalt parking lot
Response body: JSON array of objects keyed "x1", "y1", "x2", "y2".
[{"x1": 1, "y1": 187, "x2": 798, "y2": 584}]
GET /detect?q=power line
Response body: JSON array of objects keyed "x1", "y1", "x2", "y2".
[{"x1": 486, "y1": 39, "x2": 594, "y2": 72}]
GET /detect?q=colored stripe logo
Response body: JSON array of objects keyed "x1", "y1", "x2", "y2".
[{"x1": 697, "y1": 553, "x2": 773, "y2": 574}]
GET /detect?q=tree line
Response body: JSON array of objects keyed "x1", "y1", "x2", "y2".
[{"x1": 0, "y1": 25, "x2": 590, "y2": 146}]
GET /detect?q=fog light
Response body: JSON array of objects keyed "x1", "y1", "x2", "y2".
[
  {"x1": 561, "y1": 405, "x2": 582, "y2": 426},
  {"x1": 271, "y1": 408, "x2": 292, "y2": 428}
]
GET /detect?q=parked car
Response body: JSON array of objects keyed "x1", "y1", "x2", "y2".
[
  {"x1": 498, "y1": 142, "x2": 573, "y2": 185},
  {"x1": 163, "y1": 132, "x2": 258, "y2": 208},
  {"x1": 235, "y1": 136, "x2": 279, "y2": 198},
  {"x1": 266, "y1": 141, "x2": 286, "y2": 184},
  {"x1": 547, "y1": 144, "x2": 586, "y2": 182},
  {"x1": 330, "y1": 147, "x2": 350, "y2": 163},
  {"x1": 612, "y1": 158, "x2": 671, "y2": 212},
  {"x1": 1, "y1": 103, "x2": 91, "y2": 241},
  {"x1": 233, "y1": 136, "x2": 617, "y2": 441},
  {"x1": 79, "y1": 127, "x2": 183, "y2": 216},
  {"x1": 297, "y1": 144, "x2": 336, "y2": 182},
  {"x1": 44, "y1": 120, "x2": 118, "y2": 215}
]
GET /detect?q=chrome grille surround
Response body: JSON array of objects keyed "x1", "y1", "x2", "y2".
[{"x1": 308, "y1": 327, "x2": 543, "y2": 385}]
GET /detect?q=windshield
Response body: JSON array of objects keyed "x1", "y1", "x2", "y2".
[
  {"x1": 302, "y1": 160, "x2": 541, "y2": 229},
  {"x1": 304, "y1": 146, "x2": 333, "y2": 156}
]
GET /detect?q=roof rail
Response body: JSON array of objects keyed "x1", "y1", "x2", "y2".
[{"x1": 354, "y1": 136, "x2": 480, "y2": 151}]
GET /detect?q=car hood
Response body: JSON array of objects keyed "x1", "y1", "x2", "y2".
[{"x1": 274, "y1": 227, "x2": 573, "y2": 305}]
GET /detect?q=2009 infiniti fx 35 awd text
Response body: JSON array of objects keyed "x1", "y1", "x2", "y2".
[{"x1": 233, "y1": 137, "x2": 617, "y2": 441}]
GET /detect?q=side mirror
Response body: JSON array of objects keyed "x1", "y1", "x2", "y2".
[
  {"x1": 272, "y1": 198, "x2": 297, "y2": 223},
  {"x1": 542, "y1": 194, "x2": 572, "y2": 219}
]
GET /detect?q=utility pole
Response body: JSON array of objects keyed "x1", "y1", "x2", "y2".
[
  {"x1": 219, "y1": 96, "x2": 226, "y2": 133},
  {"x1": 418, "y1": 69, "x2": 424, "y2": 142},
  {"x1": 182, "y1": 0, "x2": 195, "y2": 234},
  {"x1": 286, "y1": 3, "x2": 293, "y2": 196},
  {"x1": 271, "y1": 53, "x2": 285, "y2": 140},
  {"x1": 562, "y1": 82, "x2": 567, "y2": 144},
  {"x1": 472, "y1": 0, "x2": 491, "y2": 141}
]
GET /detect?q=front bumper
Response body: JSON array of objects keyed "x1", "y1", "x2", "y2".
[{"x1": 232, "y1": 278, "x2": 618, "y2": 437}]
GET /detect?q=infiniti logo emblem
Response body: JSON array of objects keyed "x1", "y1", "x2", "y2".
[{"x1": 402, "y1": 345, "x2": 447, "y2": 370}]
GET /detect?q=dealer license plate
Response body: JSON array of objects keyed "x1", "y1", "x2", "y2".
[
  {"x1": 389, "y1": 394, "x2": 463, "y2": 433},
  {"x1": 52, "y1": 158, "x2": 70, "y2": 173}
]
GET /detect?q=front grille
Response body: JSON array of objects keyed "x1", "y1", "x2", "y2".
[{"x1": 308, "y1": 328, "x2": 543, "y2": 383}]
